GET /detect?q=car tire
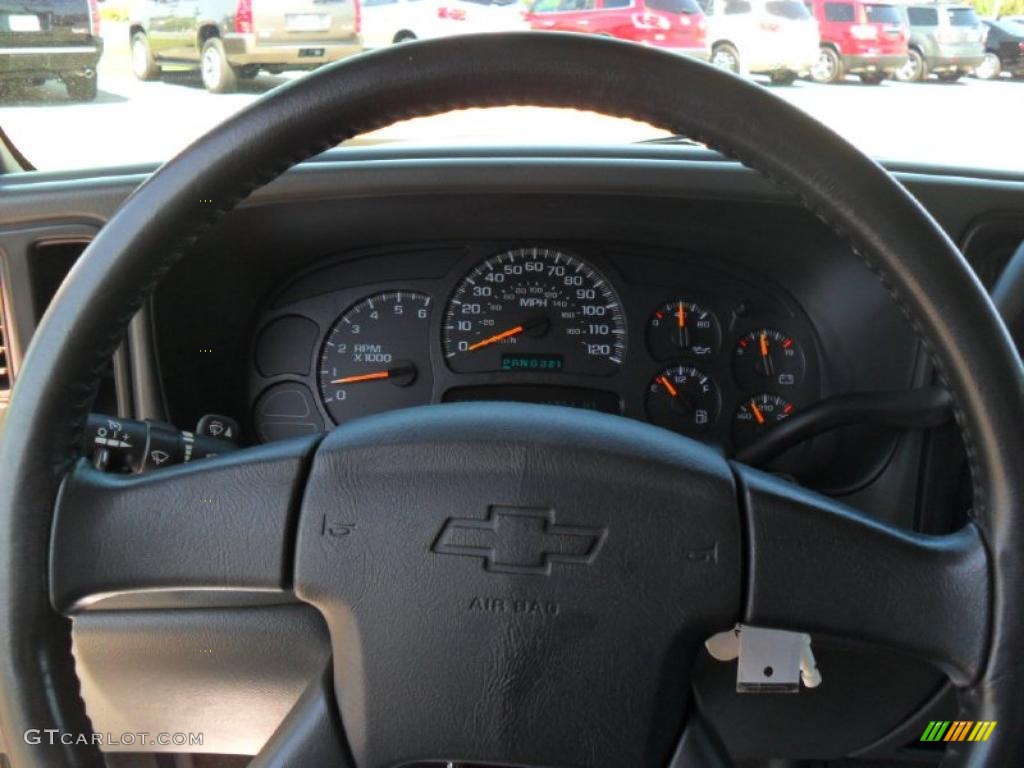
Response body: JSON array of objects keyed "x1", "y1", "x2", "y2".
[
  {"x1": 200, "y1": 37, "x2": 238, "y2": 94},
  {"x1": 769, "y1": 70, "x2": 798, "y2": 86},
  {"x1": 936, "y1": 71, "x2": 961, "y2": 83},
  {"x1": 710, "y1": 43, "x2": 741, "y2": 74},
  {"x1": 896, "y1": 48, "x2": 927, "y2": 82},
  {"x1": 974, "y1": 52, "x2": 1001, "y2": 80},
  {"x1": 130, "y1": 32, "x2": 161, "y2": 81},
  {"x1": 810, "y1": 46, "x2": 844, "y2": 84},
  {"x1": 859, "y1": 72, "x2": 884, "y2": 85},
  {"x1": 63, "y1": 74, "x2": 98, "y2": 102},
  {"x1": 394, "y1": 32, "x2": 417, "y2": 44}
]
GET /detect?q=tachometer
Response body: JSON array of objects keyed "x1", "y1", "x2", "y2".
[
  {"x1": 318, "y1": 291, "x2": 433, "y2": 425},
  {"x1": 442, "y1": 248, "x2": 626, "y2": 375}
]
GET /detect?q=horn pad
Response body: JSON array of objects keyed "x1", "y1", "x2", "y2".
[{"x1": 295, "y1": 403, "x2": 741, "y2": 768}]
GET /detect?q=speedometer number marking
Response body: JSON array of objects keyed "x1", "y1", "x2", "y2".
[{"x1": 442, "y1": 248, "x2": 626, "y2": 375}]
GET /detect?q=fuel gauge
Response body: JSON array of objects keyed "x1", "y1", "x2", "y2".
[{"x1": 645, "y1": 365, "x2": 720, "y2": 436}]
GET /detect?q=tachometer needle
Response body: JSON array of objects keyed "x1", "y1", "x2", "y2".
[
  {"x1": 331, "y1": 364, "x2": 415, "y2": 385},
  {"x1": 332, "y1": 371, "x2": 392, "y2": 384},
  {"x1": 657, "y1": 375, "x2": 679, "y2": 398},
  {"x1": 749, "y1": 401, "x2": 767, "y2": 426}
]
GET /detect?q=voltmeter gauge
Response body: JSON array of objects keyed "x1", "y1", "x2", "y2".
[
  {"x1": 647, "y1": 299, "x2": 720, "y2": 359},
  {"x1": 733, "y1": 328, "x2": 805, "y2": 390},
  {"x1": 733, "y1": 394, "x2": 794, "y2": 450},
  {"x1": 645, "y1": 365, "x2": 720, "y2": 436}
]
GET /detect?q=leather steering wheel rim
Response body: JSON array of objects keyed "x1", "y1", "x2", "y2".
[{"x1": 1, "y1": 33, "x2": 1022, "y2": 767}]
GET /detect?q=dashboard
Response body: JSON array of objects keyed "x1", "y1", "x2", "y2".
[
  {"x1": 248, "y1": 241, "x2": 821, "y2": 458},
  {"x1": 3, "y1": 144, "x2": 1023, "y2": 763}
]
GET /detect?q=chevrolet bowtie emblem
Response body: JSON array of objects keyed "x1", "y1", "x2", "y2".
[{"x1": 432, "y1": 506, "x2": 606, "y2": 575}]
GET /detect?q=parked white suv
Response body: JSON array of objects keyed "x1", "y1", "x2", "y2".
[{"x1": 700, "y1": 0, "x2": 820, "y2": 83}]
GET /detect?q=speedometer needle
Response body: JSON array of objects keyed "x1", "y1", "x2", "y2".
[
  {"x1": 467, "y1": 317, "x2": 549, "y2": 352},
  {"x1": 468, "y1": 325, "x2": 524, "y2": 351}
]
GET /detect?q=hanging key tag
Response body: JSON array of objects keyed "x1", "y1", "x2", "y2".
[{"x1": 736, "y1": 626, "x2": 806, "y2": 693}]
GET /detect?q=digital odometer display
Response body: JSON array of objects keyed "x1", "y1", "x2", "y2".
[
  {"x1": 501, "y1": 353, "x2": 564, "y2": 372},
  {"x1": 442, "y1": 248, "x2": 626, "y2": 375}
]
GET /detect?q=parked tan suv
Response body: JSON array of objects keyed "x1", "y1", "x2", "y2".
[{"x1": 129, "y1": 0, "x2": 362, "y2": 93}]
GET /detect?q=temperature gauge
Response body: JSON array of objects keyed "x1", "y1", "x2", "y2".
[
  {"x1": 645, "y1": 365, "x2": 720, "y2": 436},
  {"x1": 647, "y1": 299, "x2": 720, "y2": 359},
  {"x1": 733, "y1": 394, "x2": 794, "y2": 450},
  {"x1": 733, "y1": 328, "x2": 805, "y2": 390}
]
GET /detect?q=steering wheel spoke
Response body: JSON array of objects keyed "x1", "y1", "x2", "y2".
[
  {"x1": 249, "y1": 665, "x2": 353, "y2": 768},
  {"x1": 50, "y1": 436, "x2": 320, "y2": 613},
  {"x1": 735, "y1": 463, "x2": 990, "y2": 686}
]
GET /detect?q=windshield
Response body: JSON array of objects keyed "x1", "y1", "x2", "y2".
[
  {"x1": 648, "y1": 0, "x2": 703, "y2": 13},
  {"x1": 947, "y1": 7, "x2": 981, "y2": 25},
  {"x1": 864, "y1": 4, "x2": 902, "y2": 24},
  {"x1": 765, "y1": 0, "x2": 811, "y2": 18},
  {"x1": 1, "y1": 0, "x2": 1022, "y2": 172}
]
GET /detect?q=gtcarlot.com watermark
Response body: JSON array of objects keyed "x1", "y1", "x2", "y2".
[{"x1": 24, "y1": 730, "x2": 203, "y2": 747}]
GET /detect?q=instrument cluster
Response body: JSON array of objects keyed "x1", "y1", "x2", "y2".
[{"x1": 249, "y1": 243, "x2": 822, "y2": 456}]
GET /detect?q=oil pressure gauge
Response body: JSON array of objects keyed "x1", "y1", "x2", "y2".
[{"x1": 647, "y1": 299, "x2": 720, "y2": 360}]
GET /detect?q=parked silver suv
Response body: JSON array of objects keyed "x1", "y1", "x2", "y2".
[
  {"x1": 896, "y1": 2, "x2": 985, "y2": 82},
  {"x1": 129, "y1": 0, "x2": 362, "y2": 93}
]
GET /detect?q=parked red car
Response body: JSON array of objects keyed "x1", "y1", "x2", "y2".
[
  {"x1": 805, "y1": 0, "x2": 908, "y2": 83},
  {"x1": 526, "y1": 0, "x2": 709, "y2": 60}
]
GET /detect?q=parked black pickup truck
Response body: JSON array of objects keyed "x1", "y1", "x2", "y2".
[{"x1": 0, "y1": 0, "x2": 103, "y2": 100}]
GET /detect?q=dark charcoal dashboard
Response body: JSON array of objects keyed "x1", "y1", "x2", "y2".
[
  {"x1": 248, "y1": 241, "x2": 821, "y2": 464},
  {"x1": 2, "y1": 145, "x2": 1023, "y2": 763}
]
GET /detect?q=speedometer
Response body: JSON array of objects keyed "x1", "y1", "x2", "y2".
[{"x1": 442, "y1": 248, "x2": 626, "y2": 375}]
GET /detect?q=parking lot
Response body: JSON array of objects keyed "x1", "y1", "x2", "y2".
[{"x1": 2, "y1": 22, "x2": 1023, "y2": 172}]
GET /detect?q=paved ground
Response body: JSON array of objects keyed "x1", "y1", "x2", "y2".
[{"x1": 2, "y1": 22, "x2": 1023, "y2": 172}]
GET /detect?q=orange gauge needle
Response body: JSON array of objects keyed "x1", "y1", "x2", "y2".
[
  {"x1": 749, "y1": 401, "x2": 767, "y2": 426},
  {"x1": 331, "y1": 370, "x2": 392, "y2": 384},
  {"x1": 676, "y1": 302, "x2": 686, "y2": 329},
  {"x1": 759, "y1": 332, "x2": 770, "y2": 359},
  {"x1": 468, "y1": 324, "x2": 525, "y2": 351},
  {"x1": 332, "y1": 364, "x2": 416, "y2": 386},
  {"x1": 657, "y1": 375, "x2": 679, "y2": 397}
]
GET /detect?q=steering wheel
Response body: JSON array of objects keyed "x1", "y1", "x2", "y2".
[{"x1": 1, "y1": 33, "x2": 1022, "y2": 768}]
